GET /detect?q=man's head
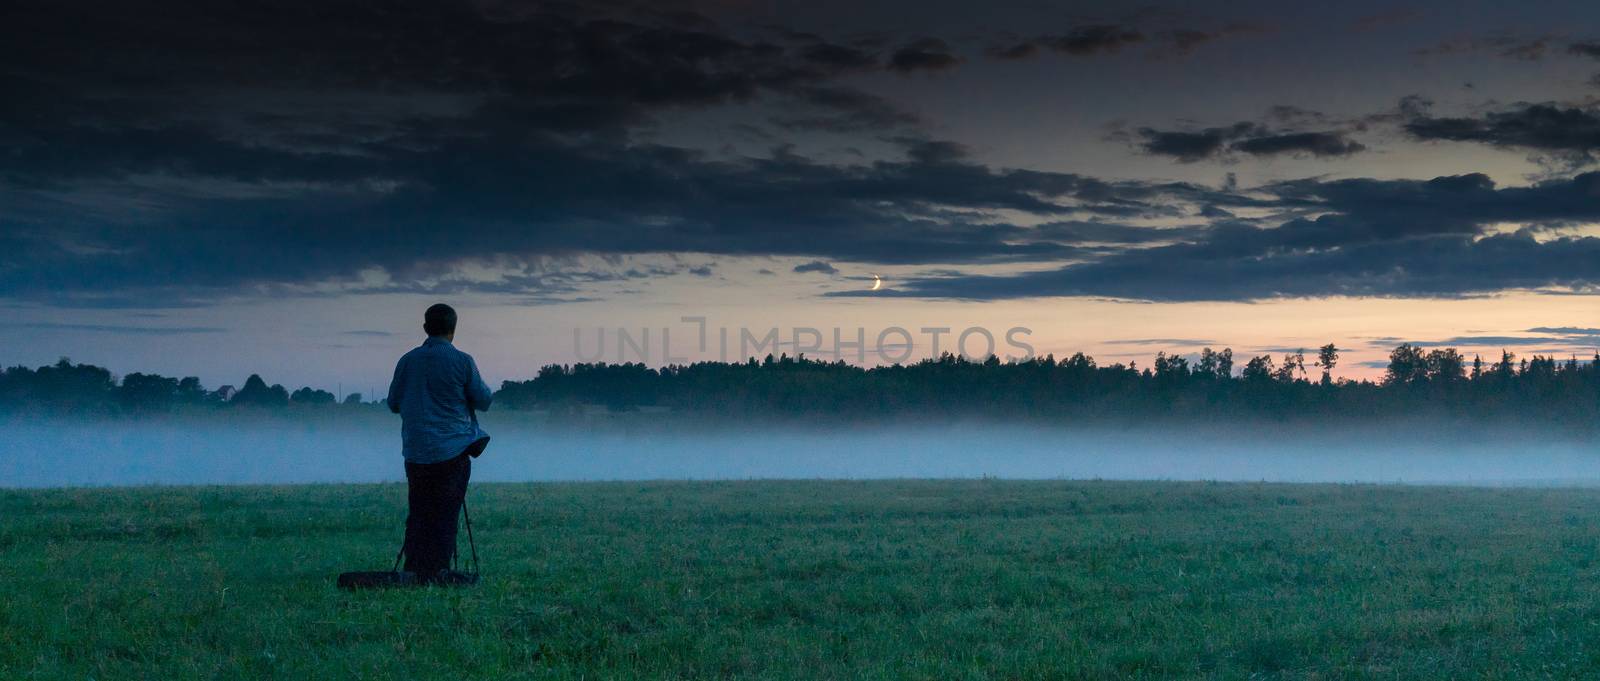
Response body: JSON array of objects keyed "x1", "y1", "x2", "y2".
[{"x1": 423, "y1": 303, "x2": 457, "y2": 339}]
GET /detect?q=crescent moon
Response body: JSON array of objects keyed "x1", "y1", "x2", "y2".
[{"x1": 870, "y1": 275, "x2": 882, "y2": 291}]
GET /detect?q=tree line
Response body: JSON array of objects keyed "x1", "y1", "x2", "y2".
[
  {"x1": 494, "y1": 344, "x2": 1600, "y2": 425},
  {"x1": 0, "y1": 359, "x2": 365, "y2": 413},
  {"x1": 4, "y1": 344, "x2": 1597, "y2": 426}
]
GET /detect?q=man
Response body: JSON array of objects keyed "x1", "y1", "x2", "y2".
[{"x1": 387, "y1": 303, "x2": 492, "y2": 582}]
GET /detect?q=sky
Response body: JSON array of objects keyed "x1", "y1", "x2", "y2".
[{"x1": 3, "y1": 0, "x2": 1600, "y2": 393}]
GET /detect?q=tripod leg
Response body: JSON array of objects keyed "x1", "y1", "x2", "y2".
[
  {"x1": 392, "y1": 536, "x2": 406, "y2": 573},
  {"x1": 462, "y1": 496, "x2": 479, "y2": 575}
]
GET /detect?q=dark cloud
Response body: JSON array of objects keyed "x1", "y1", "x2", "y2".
[
  {"x1": 1031, "y1": 221, "x2": 1206, "y2": 244},
  {"x1": 988, "y1": 22, "x2": 1260, "y2": 61},
  {"x1": 6, "y1": 1, "x2": 1253, "y2": 305},
  {"x1": 1038, "y1": 26, "x2": 1147, "y2": 56},
  {"x1": 795, "y1": 42, "x2": 880, "y2": 70},
  {"x1": 830, "y1": 172, "x2": 1600, "y2": 301},
  {"x1": 837, "y1": 230, "x2": 1600, "y2": 302},
  {"x1": 793, "y1": 260, "x2": 840, "y2": 275},
  {"x1": 894, "y1": 137, "x2": 970, "y2": 164},
  {"x1": 1159, "y1": 24, "x2": 1266, "y2": 56},
  {"x1": 1264, "y1": 105, "x2": 1338, "y2": 126},
  {"x1": 0, "y1": 2, "x2": 903, "y2": 191},
  {"x1": 986, "y1": 25, "x2": 1144, "y2": 60},
  {"x1": 1, "y1": 5, "x2": 883, "y2": 146},
  {"x1": 1428, "y1": 335, "x2": 1585, "y2": 347},
  {"x1": 1423, "y1": 35, "x2": 1600, "y2": 64},
  {"x1": 1395, "y1": 326, "x2": 1600, "y2": 349},
  {"x1": 5, "y1": 0, "x2": 1597, "y2": 311},
  {"x1": 887, "y1": 37, "x2": 962, "y2": 73},
  {"x1": 1527, "y1": 326, "x2": 1600, "y2": 335},
  {"x1": 771, "y1": 87, "x2": 920, "y2": 132},
  {"x1": 1403, "y1": 103, "x2": 1600, "y2": 162},
  {"x1": 20, "y1": 323, "x2": 228, "y2": 335},
  {"x1": 1135, "y1": 122, "x2": 1365, "y2": 162},
  {"x1": 1, "y1": 126, "x2": 1226, "y2": 305},
  {"x1": 1229, "y1": 131, "x2": 1366, "y2": 157},
  {"x1": 1416, "y1": 34, "x2": 1560, "y2": 61},
  {"x1": 984, "y1": 42, "x2": 1040, "y2": 60},
  {"x1": 1136, "y1": 124, "x2": 1249, "y2": 161}
]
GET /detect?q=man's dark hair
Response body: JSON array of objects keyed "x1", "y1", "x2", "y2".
[{"x1": 424, "y1": 304, "x2": 457, "y2": 337}]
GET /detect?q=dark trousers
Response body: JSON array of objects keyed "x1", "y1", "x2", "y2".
[{"x1": 403, "y1": 452, "x2": 471, "y2": 575}]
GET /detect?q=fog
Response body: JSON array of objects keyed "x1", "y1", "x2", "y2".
[{"x1": 4, "y1": 415, "x2": 1600, "y2": 489}]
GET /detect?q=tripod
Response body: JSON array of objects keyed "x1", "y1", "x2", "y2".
[
  {"x1": 338, "y1": 441, "x2": 490, "y2": 590},
  {"x1": 391, "y1": 495, "x2": 480, "y2": 579}
]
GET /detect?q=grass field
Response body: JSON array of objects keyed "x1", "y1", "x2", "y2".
[{"x1": 6, "y1": 480, "x2": 1600, "y2": 679}]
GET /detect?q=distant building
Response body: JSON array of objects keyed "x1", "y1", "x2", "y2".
[{"x1": 216, "y1": 385, "x2": 237, "y2": 401}]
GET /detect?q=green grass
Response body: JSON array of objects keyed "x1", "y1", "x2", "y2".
[{"x1": 5, "y1": 480, "x2": 1600, "y2": 679}]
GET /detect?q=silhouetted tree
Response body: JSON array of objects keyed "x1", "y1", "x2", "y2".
[
  {"x1": 1242, "y1": 355, "x2": 1275, "y2": 382},
  {"x1": 1493, "y1": 350, "x2": 1517, "y2": 380},
  {"x1": 118, "y1": 373, "x2": 181, "y2": 411},
  {"x1": 1426, "y1": 349, "x2": 1466, "y2": 383},
  {"x1": 232, "y1": 374, "x2": 288, "y2": 406},
  {"x1": 1317, "y1": 344, "x2": 1339, "y2": 385},
  {"x1": 1275, "y1": 351, "x2": 1306, "y2": 383},
  {"x1": 3, "y1": 341, "x2": 1598, "y2": 429},
  {"x1": 1196, "y1": 348, "x2": 1221, "y2": 380},
  {"x1": 1385, "y1": 344, "x2": 1429, "y2": 386},
  {"x1": 291, "y1": 387, "x2": 337, "y2": 404},
  {"x1": 32, "y1": 358, "x2": 115, "y2": 408}
]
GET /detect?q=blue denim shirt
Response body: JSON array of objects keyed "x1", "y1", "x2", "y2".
[{"x1": 387, "y1": 336, "x2": 493, "y2": 464}]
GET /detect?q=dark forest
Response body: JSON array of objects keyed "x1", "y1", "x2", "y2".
[{"x1": 9, "y1": 344, "x2": 1598, "y2": 427}]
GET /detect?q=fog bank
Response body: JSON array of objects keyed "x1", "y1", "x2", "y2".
[{"x1": 4, "y1": 417, "x2": 1599, "y2": 488}]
